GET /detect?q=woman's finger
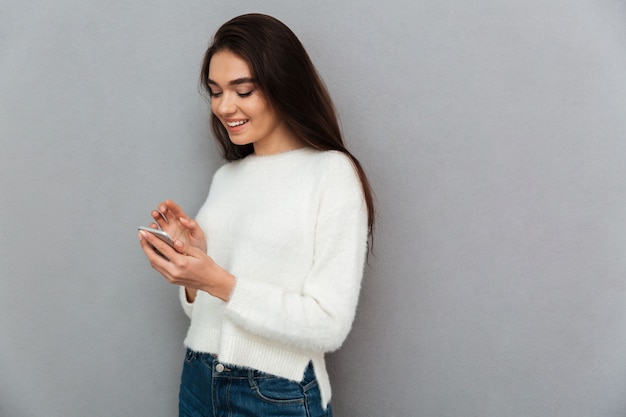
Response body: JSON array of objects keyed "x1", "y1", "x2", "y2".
[
  {"x1": 139, "y1": 231, "x2": 182, "y2": 281},
  {"x1": 163, "y1": 200, "x2": 190, "y2": 221},
  {"x1": 172, "y1": 239, "x2": 206, "y2": 258},
  {"x1": 179, "y1": 216, "x2": 197, "y2": 232},
  {"x1": 139, "y1": 230, "x2": 175, "y2": 263},
  {"x1": 151, "y1": 209, "x2": 169, "y2": 229},
  {"x1": 178, "y1": 217, "x2": 207, "y2": 251}
]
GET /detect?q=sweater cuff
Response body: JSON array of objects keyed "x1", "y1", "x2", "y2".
[
  {"x1": 179, "y1": 286, "x2": 194, "y2": 318},
  {"x1": 225, "y1": 277, "x2": 251, "y2": 314}
]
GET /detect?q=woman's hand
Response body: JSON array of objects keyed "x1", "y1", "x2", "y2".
[
  {"x1": 149, "y1": 200, "x2": 207, "y2": 253},
  {"x1": 138, "y1": 229, "x2": 235, "y2": 302}
]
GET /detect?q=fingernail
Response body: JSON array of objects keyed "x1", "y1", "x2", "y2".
[{"x1": 138, "y1": 230, "x2": 147, "y2": 240}]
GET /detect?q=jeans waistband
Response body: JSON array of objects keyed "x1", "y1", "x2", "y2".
[{"x1": 184, "y1": 348, "x2": 315, "y2": 384}]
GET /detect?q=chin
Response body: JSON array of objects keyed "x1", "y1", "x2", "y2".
[{"x1": 229, "y1": 137, "x2": 253, "y2": 147}]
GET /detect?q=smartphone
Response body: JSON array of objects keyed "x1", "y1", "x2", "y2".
[{"x1": 138, "y1": 226, "x2": 175, "y2": 248}]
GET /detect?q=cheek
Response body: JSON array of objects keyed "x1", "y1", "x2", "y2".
[{"x1": 248, "y1": 96, "x2": 272, "y2": 117}]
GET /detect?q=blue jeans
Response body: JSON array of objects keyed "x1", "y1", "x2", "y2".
[{"x1": 179, "y1": 349, "x2": 333, "y2": 417}]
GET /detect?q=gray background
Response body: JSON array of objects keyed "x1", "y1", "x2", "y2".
[{"x1": 2, "y1": 1, "x2": 626, "y2": 416}]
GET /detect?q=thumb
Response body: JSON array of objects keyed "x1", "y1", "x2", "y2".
[
  {"x1": 179, "y1": 216, "x2": 195, "y2": 229},
  {"x1": 180, "y1": 217, "x2": 202, "y2": 235},
  {"x1": 174, "y1": 239, "x2": 205, "y2": 258},
  {"x1": 173, "y1": 239, "x2": 186, "y2": 254}
]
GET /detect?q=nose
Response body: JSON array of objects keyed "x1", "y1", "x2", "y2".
[{"x1": 216, "y1": 92, "x2": 236, "y2": 116}]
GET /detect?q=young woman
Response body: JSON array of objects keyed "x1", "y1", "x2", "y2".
[{"x1": 138, "y1": 13, "x2": 375, "y2": 417}]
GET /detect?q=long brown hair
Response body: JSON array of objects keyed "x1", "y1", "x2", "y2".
[{"x1": 200, "y1": 13, "x2": 375, "y2": 244}]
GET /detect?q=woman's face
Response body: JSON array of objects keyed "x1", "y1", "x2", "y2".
[{"x1": 208, "y1": 50, "x2": 299, "y2": 155}]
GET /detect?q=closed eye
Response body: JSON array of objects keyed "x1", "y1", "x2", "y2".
[
  {"x1": 209, "y1": 90, "x2": 222, "y2": 98},
  {"x1": 237, "y1": 91, "x2": 253, "y2": 98}
]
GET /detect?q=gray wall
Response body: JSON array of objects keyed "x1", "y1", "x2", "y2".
[{"x1": 2, "y1": 1, "x2": 626, "y2": 416}]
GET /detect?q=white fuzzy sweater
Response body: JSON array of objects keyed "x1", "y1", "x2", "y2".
[{"x1": 179, "y1": 147, "x2": 368, "y2": 408}]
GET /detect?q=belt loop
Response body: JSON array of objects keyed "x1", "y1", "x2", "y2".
[{"x1": 247, "y1": 369, "x2": 258, "y2": 390}]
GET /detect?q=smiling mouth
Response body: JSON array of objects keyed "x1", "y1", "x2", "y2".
[{"x1": 226, "y1": 120, "x2": 249, "y2": 127}]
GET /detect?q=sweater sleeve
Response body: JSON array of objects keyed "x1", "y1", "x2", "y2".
[{"x1": 223, "y1": 154, "x2": 369, "y2": 353}]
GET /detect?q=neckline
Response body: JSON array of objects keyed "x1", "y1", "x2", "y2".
[{"x1": 246, "y1": 146, "x2": 313, "y2": 161}]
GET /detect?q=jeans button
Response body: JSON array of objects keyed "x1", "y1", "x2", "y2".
[{"x1": 216, "y1": 363, "x2": 225, "y2": 373}]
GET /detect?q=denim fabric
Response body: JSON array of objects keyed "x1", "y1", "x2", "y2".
[{"x1": 179, "y1": 349, "x2": 332, "y2": 417}]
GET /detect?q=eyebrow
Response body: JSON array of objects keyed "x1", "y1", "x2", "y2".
[{"x1": 207, "y1": 77, "x2": 256, "y2": 87}]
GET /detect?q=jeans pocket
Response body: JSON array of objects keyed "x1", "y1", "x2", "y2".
[{"x1": 250, "y1": 374, "x2": 305, "y2": 405}]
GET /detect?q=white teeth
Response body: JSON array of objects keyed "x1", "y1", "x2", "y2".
[{"x1": 227, "y1": 120, "x2": 248, "y2": 127}]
